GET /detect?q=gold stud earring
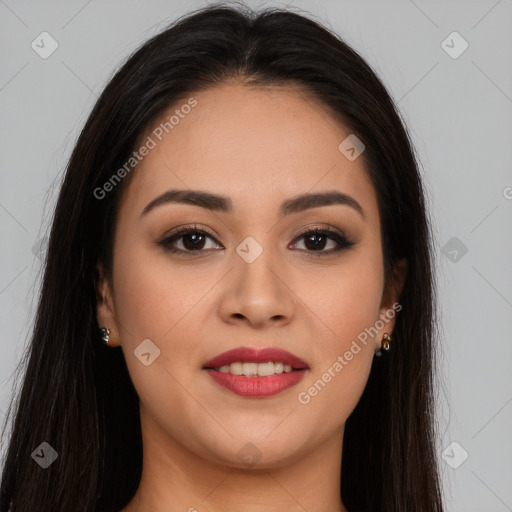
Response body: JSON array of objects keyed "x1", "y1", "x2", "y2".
[
  {"x1": 374, "y1": 332, "x2": 392, "y2": 357},
  {"x1": 381, "y1": 332, "x2": 392, "y2": 351}
]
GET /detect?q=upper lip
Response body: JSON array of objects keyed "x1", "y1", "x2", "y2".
[{"x1": 203, "y1": 346, "x2": 309, "y2": 370}]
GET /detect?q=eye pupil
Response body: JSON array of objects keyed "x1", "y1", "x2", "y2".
[
  {"x1": 183, "y1": 232, "x2": 205, "y2": 250},
  {"x1": 305, "y1": 233, "x2": 326, "y2": 251}
]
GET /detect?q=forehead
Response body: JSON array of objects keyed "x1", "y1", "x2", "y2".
[{"x1": 120, "y1": 82, "x2": 378, "y2": 220}]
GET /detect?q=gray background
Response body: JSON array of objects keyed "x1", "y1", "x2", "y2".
[{"x1": 1, "y1": 1, "x2": 511, "y2": 510}]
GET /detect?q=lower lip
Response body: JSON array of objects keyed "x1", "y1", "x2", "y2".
[{"x1": 204, "y1": 369, "x2": 307, "y2": 397}]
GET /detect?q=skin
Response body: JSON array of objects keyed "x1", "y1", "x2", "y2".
[{"x1": 96, "y1": 82, "x2": 407, "y2": 512}]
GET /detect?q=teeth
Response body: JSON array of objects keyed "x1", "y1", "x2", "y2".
[
  {"x1": 229, "y1": 362, "x2": 243, "y2": 375},
  {"x1": 216, "y1": 362, "x2": 296, "y2": 376},
  {"x1": 257, "y1": 362, "x2": 275, "y2": 377},
  {"x1": 243, "y1": 362, "x2": 258, "y2": 376}
]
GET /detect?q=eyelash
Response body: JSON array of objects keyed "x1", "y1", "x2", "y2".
[{"x1": 158, "y1": 223, "x2": 355, "y2": 258}]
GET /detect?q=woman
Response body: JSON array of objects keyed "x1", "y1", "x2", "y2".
[{"x1": 0, "y1": 3, "x2": 444, "y2": 511}]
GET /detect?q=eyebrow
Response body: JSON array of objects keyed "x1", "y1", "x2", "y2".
[{"x1": 140, "y1": 189, "x2": 364, "y2": 218}]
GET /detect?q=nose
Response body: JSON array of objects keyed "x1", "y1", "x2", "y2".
[{"x1": 217, "y1": 246, "x2": 295, "y2": 329}]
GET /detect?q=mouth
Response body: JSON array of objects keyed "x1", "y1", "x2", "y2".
[{"x1": 203, "y1": 346, "x2": 309, "y2": 398}]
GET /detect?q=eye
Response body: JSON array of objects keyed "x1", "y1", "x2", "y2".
[
  {"x1": 158, "y1": 224, "x2": 222, "y2": 256},
  {"x1": 290, "y1": 226, "x2": 355, "y2": 255},
  {"x1": 158, "y1": 224, "x2": 355, "y2": 257}
]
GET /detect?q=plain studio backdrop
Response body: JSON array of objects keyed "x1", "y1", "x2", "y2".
[{"x1": 0, "y1": 1, "x2": 511, "y2": 510}]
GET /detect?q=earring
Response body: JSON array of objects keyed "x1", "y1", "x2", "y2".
[
  {"x1": 374, "y1": 332, "x2": 392, "y2": 357},
  {"x1": 381, "y1": 332, "x2": 392, "y2": 351},
  {"x1": 100, "y1": 327, "x2": 111, "y2": 346}
]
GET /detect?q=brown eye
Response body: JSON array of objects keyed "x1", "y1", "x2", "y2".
[
  {"x1": 302, "y1": 232, "x2": 331, "y2": 251},
  {"x1": 159, "y1": 226, "x2": 222, "y2": 255},
  {"x1": 180, "y1": 232, "x2": 207, "y2": 250},
  {"x1": 291, "y1": 228, "x2": 354, "y2": 254}
]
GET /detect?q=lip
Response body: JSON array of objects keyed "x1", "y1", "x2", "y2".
[
  {"x1": 203, "y1": 346, "x2": 309, "y2": 370},
  {"x1": 203, "y1": 346, "x2": 309, "y2": 398},
  {"x1": 204, "y1": 369, "x2": 307, "y2": 397}
]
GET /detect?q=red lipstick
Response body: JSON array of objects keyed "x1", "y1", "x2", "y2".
[{"x1": 203, "y1": 346, "x2": 309, "y2": 398}]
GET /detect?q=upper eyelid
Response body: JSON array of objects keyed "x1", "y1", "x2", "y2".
[{"x1": 164, "y1": 224, "x2": 345, "y2": 239}]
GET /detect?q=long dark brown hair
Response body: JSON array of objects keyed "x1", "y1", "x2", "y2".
[{"x1": 0, "y1": 3, "x2": 443, "y2": 511}]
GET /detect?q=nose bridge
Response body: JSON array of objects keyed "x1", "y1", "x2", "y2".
[
  {"x1": 234, "y1": 233, "x2": 282, "y2": 296},
  {"x1": 221, "y1": 232, "x2": 294, "y2": 326}
]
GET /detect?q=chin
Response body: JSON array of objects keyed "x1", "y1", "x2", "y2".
[{"x1": 196, "y1": 433, "x2": 309, "y2": 470}]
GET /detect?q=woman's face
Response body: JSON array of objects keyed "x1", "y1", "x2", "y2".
[{"x1": 97, "y1": 82, "x2": 404, "y2": 468}]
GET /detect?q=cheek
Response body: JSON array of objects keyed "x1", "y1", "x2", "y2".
[
  {"x1": 112, "y1": 237, "x2": 204, "y2": 339},
  {"x1": 292, "y1": 248, "x2": 384, "y2": 423},
  {"x1": 111, "y1": 245, "x2": 210, "y2": 420},
  {"x1": 110, "y1": 238, "x2": 187, "y2": 375},
  {"x1": 299, "y1": 248, "x2": 384, "y2": 353},
  {"x1": 111, "y1": 238, "x2": 220, "y2": 377}
]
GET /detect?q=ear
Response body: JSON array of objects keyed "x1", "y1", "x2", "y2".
[
  {"x1": 375, "y1": 258, "x2": 408, "y2": 350},
  {"x1": 95, "y1": 263, "x2": 120, "y2": 347}
]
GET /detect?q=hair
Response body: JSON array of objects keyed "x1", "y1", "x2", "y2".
[{"x1": 0, "y1": 3, "x2": 443, "y2": 511}]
